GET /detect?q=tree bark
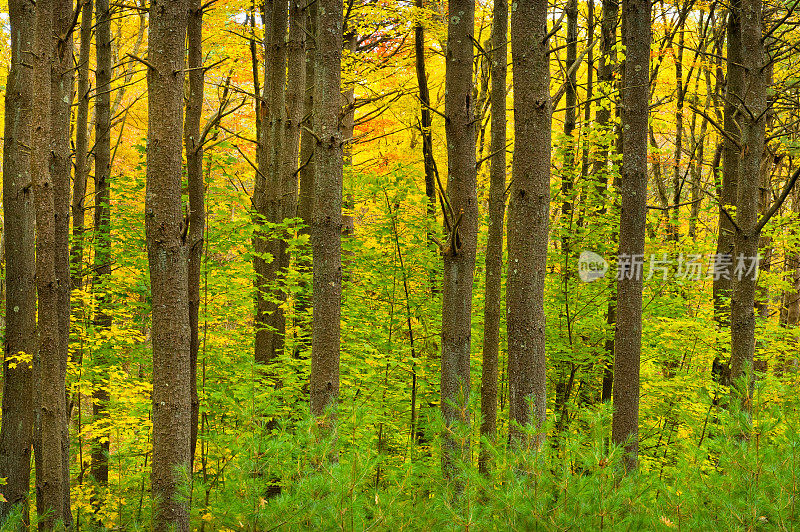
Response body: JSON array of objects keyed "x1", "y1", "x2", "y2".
[
  {"x1": 713, "y1": 9, "x2": 742, "y2": 329},
  {"x1": 51, "y1": 0, "x2": 75, "y2": 522},
  {"x1": 92, "y1": 0, "x2": 112, "y2": 495},
  {"x1": 70, "y1": 0, "x2": 93, "y2": 293},
  {"x1": 414, "y1": 0, "x2": 438, "y2": 295},
  {"x1": 555, "y1": 0, "x2": 579, "y2": 419},
  {"x1": 670, "y1": 27, "x2": 685, "y2": 241},
  {"x1": 574, "y1": 0, "x2": 595, "y2": 236},
  {"x1": 611, "y1": 0, "x2": 650, "y2": 472},
  {"x1": 298, "y1": 0, "x2": 316, "y2": 234},
  {"x1": 479, "y1": 0, "x2": 507, "y2": 476},
  {"x1": 781, "y1": 187, "x2": 800, "y2": 378},
  {"x1": 31, "y1": 0, "x2": 68, "y2": 525},
  {"x1": 253, "y1": 0, "x2": 288, "y2": 365},
  {"x1": 284, "y1": 0, "x2": 305, "y2": 213},
  {"x1": 69, "y1": 3, "x2": 93, "y2": 447},
  {"x1": 508, "y1": 0, "x2": 550, "y2": 447},
  {"x1": 440, "y1": 0, "x2": 478, "y2": 476},
  {"x1": 0, "y1": 0, "x2": 36, "y2": 524},
  {"x1": 310, "y1": 0, "x2": 343, "y2": 438},
  {"x1": 580, "y1": 0, "x2": 595, "y2": 184},
  {"x1": 755, "y1": 62, "x2": 775, "y2": 321},
  {"x1": 146, "y1": 0, "x2": 191, "y2": 528},
  {"x1": 342, "y1": 28, "x2": 357, "y2": 170},
  {"x1": 782, "y1": 188, "x2": 800, "y2": 336},
  {"x1": 563, "y1": 0, "x2": 578, "y2": 221},
  {"x1": 185, "y1": 0, "x2": 205, "y2": 469},
  {"x1": 688, "y1": 67, "x2": 710, "y2": 239},
  {"x1": 575, "y1": 0, "x2": 597, "y2": 408},
  {"x1": 596, "y1": 0, "x2": 620, "y2": 403},
  {"x1": 729, "y1": 0, "x2": 766, "y2": 411},
  {"x1": 296, "y1": 0, "x2": 316, "y2": 324},
  {"x1": 273, "y1": 0, "x2": 306, "y2": 358}
]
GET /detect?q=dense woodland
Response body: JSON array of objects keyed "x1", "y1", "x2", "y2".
[{"x1": 0, "y1": 0, "x2": 799, "y2": 528}]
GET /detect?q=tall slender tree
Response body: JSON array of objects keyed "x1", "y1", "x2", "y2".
[
  {"x1": 185, "y1": 0, "x2": 205, "y2": 466},
  {"x1": 712, "y1": 8, "x2": 742, "y2": 354},
  {"x1": 479, "y1": 0, "x2": 507, "y2": 476},
  {"x1": 296, "y1": 0, "x2": 316, "y2": 327},
  {"x1": 729, "y1": 0, "x2": 766, "y2": 408},
  {"x1": 0, "y1": 0, "x2": 36, "y2": 524},
  {"x1": 146, "y1": 0, "x2": 191, "y2": 527},
  {"x1": 507, "y1": 0, "x2": 550, "y2": 446},
  {"x1": 51, "y1": 0, "x2": 75, "y2": 522},
  {"x1": 254, "y1": 0, "x2": 288, "y2": 364},
  {"x1": 273, "y1": 0, "x2": 306, "y2": 358},
  {"x1": 556, "y1": 0, "x2": 579, "y2": 418},
  {"x1": 70, "y1": 0, "x2": 93, "y2": 295},
  {"x1": 782, "y1": 188, "x2": 800, "y2": 335},
  {"x1": 596, "y1": 0, "x2": 620, "y2": 403},
  {"x1": 310, "y1": 0, "x2": 344, "y2": 438},
  {"x1": 670, "y1": 27, "x2": 685, "y2": 241},
  {"x1": 31, "y1": 0, "x2": 69, "y2": 525},
  {"x1": 414, "y1": 0, "x2": 438, "y2": 292},
  {"x1": 580, "y1": 0, "x2": 595, "y2": 184},
  {"x1": 298, "y1": 0, "x2": 317, "y2": 235},
  {"x1": 611, "y1": 0, "x2": 650, "y2": 471},
  {"x1": 440, "y1": 0, "x2": 478, "y2": 475},
  {"x1": 92, "y1": 0, "x2": 113, "y2": 494},
  {"x1": 563, "y1": 0, "x2": 578, "y2": 223}
]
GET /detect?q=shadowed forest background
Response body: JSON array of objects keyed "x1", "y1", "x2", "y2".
[{"x1": 0, "y1": 0, "x2": 800, "y2": 528}]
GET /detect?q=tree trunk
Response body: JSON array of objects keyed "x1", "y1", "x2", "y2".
[
  {"x1": 254, "y1": 0, "x2": 288, "y2": 365},
  {"x1": 342, "y1": 28, "x2": 357, "y2": 169},
  {"x1": 298, "y1": 0, "x2": 316, "y2": 234},
  {"x1": 185, "y1": 0, "x2": 205, "y2": 469},
  {"x1": 146, "y1": 0, "x2": 191, "y2": 528},
  {"x1": 440, "y1": 0, "x2": 478, "y2": 476},
  {"x1": 729, "y1": 0, "x2": 766, "y2": 411},
  {"x1": 310, "y1": 0, "x2": 343, "y2": 438},
  {"x1": 252, "y1": 0, "x2": 272, "y2": 365},
  {"x1": 479, "y1": 0, "x2": 507, "y2": 476},
  {"x1": 596, "y1": 0, "x2": 620, "y2": 403},
  {"x1": 782, "y1": 188, "x2": 800, "y2": 336},
  {"x1": 781, "y1": 189, "x2": 800, "y2": 376},
  {"x1": 31, "y1": 0, "x2": 68, "y2": 525},
  {"x1": 284, "y1": 0, "x2": 305, "y2": 211},
  {"x1": 508, "y1": 0, "x2": 550, "y2": 447},
  {"x1": 555, "y1": 0, "x2": 579, "y2": 419},
  {"x1": 273, "y1": 0, "x2": 306, "y2": 359},
  {"x1": 713, "y1": 8, "x2": 742, "y2": 335},
  {"x1": 0, "y1": 0, "x2": 36, "y2": 524},
  {"x1": 670, "y1": 28, "x2": 685, "y2": 241},
  {"x1": 296, "y1": 0, "x2": 316, "y2": 325},
  {"x1": 563, "y1": 0, "x2": 578, "y2": 221},
  {"x1": 611, "y1": 0, "x2": 650, "y2": 472},
  {"x1": 69, "y1": 2, "x2": 93, "y2": 455},
  {"x1": 414, "y1": 0, "x2": 438, "y2": 295},
  {"x1": 92, "y1": 0, "x2": 112, "y2": 495},
  {"x1": 474, "y1": 36, "x2": 491, "y2": 174},
  {"x1": 593, "y1": 0, "x2": 620, "y2": 195},
  {"x1": 581, "y1": 0, "x2": 595, "y2": 184},
  {"x1": 51, "y1": 0, "x2": 75, "y2": 522},
  {"x1": 689, "y1": 82, "x2": 710, "y2": 239},
  {"x1": 70, "y1": 0, "x2": 93, "y2": 293},
  {"x1": 755, "y1": 62, "x2": 775, "y2": 321}
]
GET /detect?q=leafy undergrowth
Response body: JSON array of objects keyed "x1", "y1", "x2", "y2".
[{"x1": 155, "y1": 392, "x2": 799, "y2": 531}]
